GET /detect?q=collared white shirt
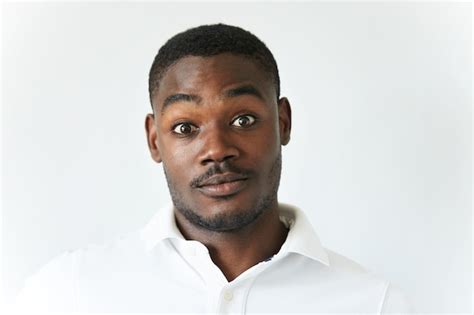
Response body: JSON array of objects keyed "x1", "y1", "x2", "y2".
[{"x1": 14, "y1": 203, "x2": 412, "y2": 313}]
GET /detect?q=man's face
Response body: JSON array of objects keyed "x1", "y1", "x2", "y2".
[{"x1": 145, "y1": 53, "x2": 291, "y2": 232}]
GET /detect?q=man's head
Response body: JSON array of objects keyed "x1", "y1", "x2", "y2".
[
  {"x1": 148, "y1": 23, "x2": 280, "y2": 108},
  {"x1": 145, "y1": 24, "x2": 291, "y2": 233}
]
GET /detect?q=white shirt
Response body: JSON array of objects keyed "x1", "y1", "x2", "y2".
[{"x1": 14, "y1": 203, "x2": 412, "y2": 313}]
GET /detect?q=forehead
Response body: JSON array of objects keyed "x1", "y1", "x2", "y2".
[{"x1": 152, "y1": 53, "x2": 275, "y2": 110}]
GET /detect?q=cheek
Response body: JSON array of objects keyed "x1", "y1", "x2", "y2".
[
  {"x1": 168, "y1": 145, "x2": 191, "y2": 163},
  {"x1": 244, "y1": 125, "x2": 280, "y2": 169},
  {"x1": 159, "y1": 139, "x2": 197, "y2": 183},
  {"x1": 158, "y1": 128, "x2": 195, "y2": 161}
]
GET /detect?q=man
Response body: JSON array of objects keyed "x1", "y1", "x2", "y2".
[{"x1": 15, "y1": 24, "x2": 411, "y2": 313}]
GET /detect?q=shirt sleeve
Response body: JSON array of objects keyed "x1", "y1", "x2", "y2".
[
  {"x1": 380, "y1": 282, "x2": 414, "y2": 313},
  {"x1": 12, "y1": 250, "x2": 82, "y2": 313}
]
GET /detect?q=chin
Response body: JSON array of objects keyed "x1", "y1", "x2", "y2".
[
  {"x1": 178, "y1": 191, "x2": 269, "y2": 232},
  {"x1": 195, "y1": 188, "x2": 259, "y2": 214}
]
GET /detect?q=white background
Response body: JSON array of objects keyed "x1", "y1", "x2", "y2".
[{"x1": 1, "y1": 2, "x2": 471, "y2": 313}]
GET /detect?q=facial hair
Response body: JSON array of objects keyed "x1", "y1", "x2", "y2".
[{"x1": 162, "y1": 151, "x2": 282, "y2": 233}]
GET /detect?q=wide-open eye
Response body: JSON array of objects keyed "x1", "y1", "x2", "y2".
[
  {"x1": 231, "y1": 114, "x2": 256, "y2": 128},
  {"x1": 172, "y1": 122, "x2": 198, "y2": 135}
]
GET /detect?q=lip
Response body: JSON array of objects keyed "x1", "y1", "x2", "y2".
[{"x1": 196, "y1": 173, "x2": 249, "y2": 198}]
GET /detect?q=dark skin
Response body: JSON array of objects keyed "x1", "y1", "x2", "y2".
[{"x1": 145, "y1": 53, "x2": 292, "y2": 282}]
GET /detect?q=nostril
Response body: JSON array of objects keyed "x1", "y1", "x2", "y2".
[
  {"x1": 222, "y1": 154, "x2": 236, "y2": 162},
  {"x1": 201, "y1": 158, "x2": 214, "y2": 165},
  {"x1": 201, "y1": 154, "x2": 236, "y2": 166}
]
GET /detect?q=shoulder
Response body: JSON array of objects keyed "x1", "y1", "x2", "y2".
[
  {"x1": 323, "y1": 248, "x2": 413, "y2": 312},
  {"x1": 42, "y1": 231, "x2": 145, "y2": 270},
  {"x1": 13, "y1": 249, "x2": 83, "y2": 312},
  {"x1": 307, "y1": 247, "x2": 384, "y2": 289},
  {"x1": 14, "y1": 231, "x2": 144, "y2": 312},
  {"x1": 324, "y1": 247, "x2": 368, "y2": 274}
]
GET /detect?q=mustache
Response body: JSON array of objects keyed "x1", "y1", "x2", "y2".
[{"x1": 190, "y1": 162, "x2": 253, "y2": 188}]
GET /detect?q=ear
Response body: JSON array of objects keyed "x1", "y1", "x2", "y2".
[
  {"x1": 277, "y1": 97, "x2": 292, "y2": 146},
  {"x1": 145, "y1": 113, "x2": 162, "y2": 163}
]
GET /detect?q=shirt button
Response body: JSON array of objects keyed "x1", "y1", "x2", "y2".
[{"x1": 223, "y1": 290, "x2": 233, "y2": 302}]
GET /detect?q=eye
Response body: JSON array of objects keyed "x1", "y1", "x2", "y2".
[
  {"x1": 231, "y1": 115, "x2": 256, "y2": 128},
  {"x1": 172, "y1": 122, "x2": 198, "y2": 135}
]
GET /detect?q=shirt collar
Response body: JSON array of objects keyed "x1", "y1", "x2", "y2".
[
  {"x1": 140, "y1": 202, "x2": 184, "y2": 251},
  {"x1": 140, "y1": 202, "x2": 329, "y2": 266},
  {"x1": 277, "y1": 203, "x2": 330, "y2": 266}
]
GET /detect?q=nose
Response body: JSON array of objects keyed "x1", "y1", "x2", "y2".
[{"x1": 198, "y1": 126, "x2": 239, "y2": 166}]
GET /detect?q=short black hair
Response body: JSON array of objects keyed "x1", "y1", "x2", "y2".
[{"x1": 148, "y1": 23, "x2": 280, "y2": 109}]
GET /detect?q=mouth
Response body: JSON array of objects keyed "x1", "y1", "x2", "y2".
[{"x1": 196, "y1": 174, "x2": 249, "y2": 198}]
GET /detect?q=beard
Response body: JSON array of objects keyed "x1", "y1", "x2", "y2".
[{"x1": 162, "y1": 151, "x2": 282, "y2": 233}]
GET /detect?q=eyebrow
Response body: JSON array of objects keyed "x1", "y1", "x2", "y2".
[
  {"x1": 223, "y1": 84, "x2": 264, "y2": 101},
  {"x1": 161, "y1": 93, "x2": 202, "y2": 114},
  {"x1": 160, "y1": 84, "x2": 265, "y2": 115}
]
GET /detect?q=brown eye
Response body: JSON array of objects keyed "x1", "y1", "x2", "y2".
[
  {"x1": 231, "y1": 115, "x2": 256, "y2": 128},
  {"x1": 172, "y1": 123, "x2": 197, "y2": 135}
]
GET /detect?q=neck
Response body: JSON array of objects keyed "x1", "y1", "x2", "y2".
[{"x1": 174, "y1": 202, "x2": 289, "y2": 282}]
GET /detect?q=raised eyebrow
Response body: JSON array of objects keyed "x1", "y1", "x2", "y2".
[
  {"x1": 223, "y1": 85, "x2": 264, "y2": 101},
  {"x1": 161, "y1": 93, "x2": 201, "y2": 114}
]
